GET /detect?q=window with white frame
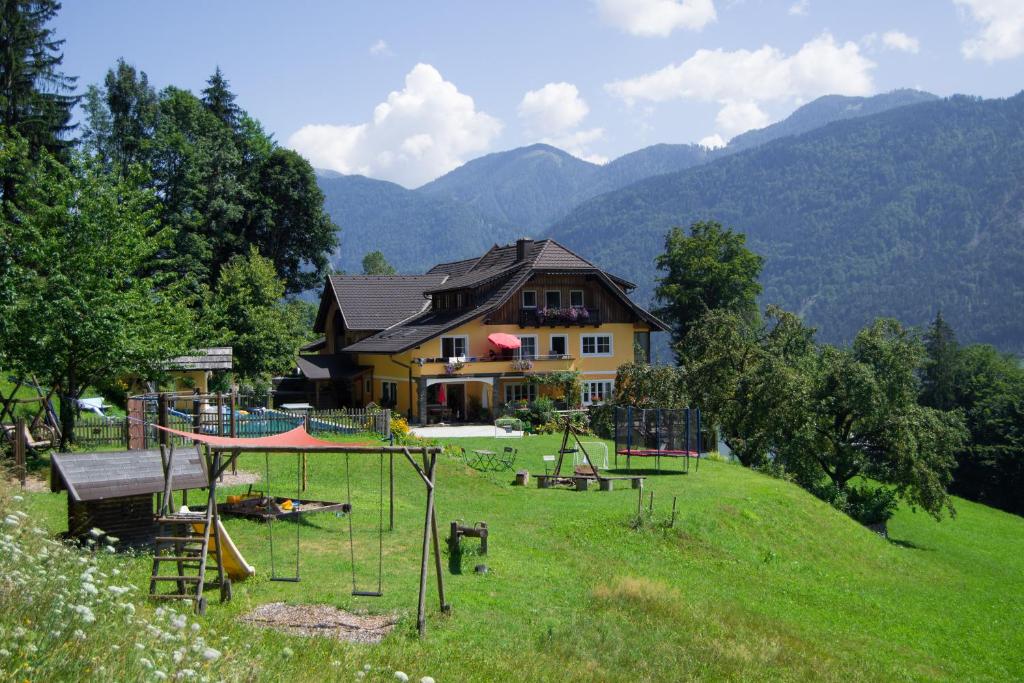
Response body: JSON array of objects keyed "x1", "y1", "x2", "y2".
[
  {"x1": 581, "y1": 334, "x2": 612, "y2": 356},
  {"x1": 545, "y1": 290, "x2": 561, "y2": 309},
  {"x1": 504, "y1": 383, "x2": 537, "y2": 403},
  {"x1": 522, "y1": 290, "x2": 537, "y2": 308},
  {"x1": 581, "y1": 380, "x2": 613, "y2": 405},
  {"x1": 517, "y1": 335, "x2": 537, "y2": 359},
  {"x1": 570, "y1": 290, "x2": 584, "y2": 307},
  {"x1": 381, "y1": 381, "x2": 398, "y2": 406},
  {"x1": 441, "y1": 336, "x2": 467, "y2": 359},
  {"x1": 549, "y1": 334, "x2": 567, "y2": 357}
]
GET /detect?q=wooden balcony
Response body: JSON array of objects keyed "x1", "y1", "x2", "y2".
[{"x1": 518, "y1": 307, "x2": 601, "y2": 327}]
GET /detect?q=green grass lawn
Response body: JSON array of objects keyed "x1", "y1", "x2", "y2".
[{"x1": 9, "y1": 432, "x2": 1024, "y2": 681}]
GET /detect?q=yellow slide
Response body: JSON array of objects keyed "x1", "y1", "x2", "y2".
[{"x1": 181, "y1": 508, "x2": 256, "y2": 581}]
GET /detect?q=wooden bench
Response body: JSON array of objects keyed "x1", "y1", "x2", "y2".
[{"x1": 534, "y1": 473, "x2": 645, "y2": 491}]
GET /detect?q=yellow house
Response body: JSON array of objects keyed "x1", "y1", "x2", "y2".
[{"x1": 302, "y1": 239, "x2": 667, "y2": 423}]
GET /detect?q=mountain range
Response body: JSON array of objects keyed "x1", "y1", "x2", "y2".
[{"x1": 315, "y1": 88, "x2": 1024, "y2": 353}]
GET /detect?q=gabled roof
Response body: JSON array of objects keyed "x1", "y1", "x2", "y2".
[
  {"x1": 168, "y1": 347, "x2": 233, "y2": 371},
  {"x1": 343, "y1": 238, "x2": 667, "y2": 355},
  {"x1": 313, "y1": 274, "x2": 448, "y2": 333},
  {"x1": 52, "y1": 450, "x2": 208, "y2": 501}
]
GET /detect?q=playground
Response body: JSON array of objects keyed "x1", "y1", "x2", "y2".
[{"x1": 0, "y1": 391, "x2": 1021, "y2": 680}]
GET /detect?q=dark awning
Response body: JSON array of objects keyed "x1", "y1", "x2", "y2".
[{"x1": 296, "y1": 354, "x2": 371, "y2": 381}]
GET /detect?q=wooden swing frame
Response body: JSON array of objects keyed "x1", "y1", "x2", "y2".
[{"x1": 170, "y1": 438, "x2": 449, "y2": 637}]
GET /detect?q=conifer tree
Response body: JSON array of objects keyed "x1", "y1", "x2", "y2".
[{"x1": 201, "y1": 66, "x2": 239, "y2": 130}]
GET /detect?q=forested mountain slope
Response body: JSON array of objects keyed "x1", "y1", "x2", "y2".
[
  {"x1": 317, "y1": 173, "x2": 516, "y2": 274},
  {"x1": 549, "y1": 93, "x2": 1024, "y2": 351}
]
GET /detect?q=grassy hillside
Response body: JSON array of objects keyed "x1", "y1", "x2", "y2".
[
  {"x1": 550, "y1": 93, "x2": 1024, "y2": 352},
  {"x1": 4, "y1": 433, "x2": 1023, "y2": 681}
]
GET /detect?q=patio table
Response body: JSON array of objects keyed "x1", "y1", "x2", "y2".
[{"x1": 471, "y1": 449, "x2": 498, "y2": 470}]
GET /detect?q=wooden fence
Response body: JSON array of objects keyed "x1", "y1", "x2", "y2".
[{"x1": 73, "y1": 407, "x2": 391, "y2": 450}]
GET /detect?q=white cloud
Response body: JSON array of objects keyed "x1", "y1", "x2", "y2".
[
  {"x1": 715, "y1": 101, "x2": 769, "y2": 136},
  {"x1": 881, "y1": 30, "x2": 920, "y2": 53},
  {"x1": 369, "y1": 39, "x2": 392, "y2": 57},
  {"x1": 544, "y1": 128, "x2": 609, "y2": 164},
  {"x1": 287, "y1": 63, "x2": 502, "y2": 188},
  {"x1": 788, "y1": 0, "x2": 809, "y2": 16},
  {"x1": 597, "y1": 0, "x2": 716, "y2": 37},
  {"x1": 517, "y1": 83, "x2": 590, "y2": 136},
  {"x1": 605, "y1": 33, "x2": 874, "y2": 143},
  {"x1": 699, "y1": 133, "x2": 726, "y2": 149},
  {"x1": 606, "y1": 33, "x2": 874, "y2": 105},
  {"x1": 955, "y1": 0, "x2": 1024, "y2": 62}
]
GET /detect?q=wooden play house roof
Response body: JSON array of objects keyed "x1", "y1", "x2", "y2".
[{"x1": 51, "y1": 449, "x2": 208, "y2": 502}]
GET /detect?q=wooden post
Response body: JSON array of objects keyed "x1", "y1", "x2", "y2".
[
  {"x1": 14, "y1": 418, "x2": 26, "y2": 487},
  {"x1": 637, "y1": 483, "x2": 643, "y2": 516},
  {"x1": 229, "y1": 391, "x2": 237, "y2": 474},
  {"x1": 389, "y1": 452, "x2": 395, "y2": 532},
  {"x1": 216, "y1": 392, "x2": 224, "y2": 436},
  {"x1": 158, "y1": 393, "x2": 169, "y2": 448},
  {"x1": 416, "y1": 447, "x2": 436, "y2": 637},
  {"x1": 426, "y1": 451, "x2": 448, "y2": 614},
  {"x1": 648, "y1": 490, "x2": 655, "y2": 514},
  {"x1": 192, "y1": 389, "x2": 200, "y2": 435},
  {"x1": 302, "y1": 415, "x2": 310, "y2": 492},
  {"x1": 670, "y1": 496, "x2": 678, "y2": 528}
]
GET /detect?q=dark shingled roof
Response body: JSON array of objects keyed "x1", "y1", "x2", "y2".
[
  {"x1": 334, "y1": 238, "x2": 664, "y2": 354},
  {"x1": 314, "y1": 274, "x2": 448, "y2": 332},
  {"x1": 52, "y1": 449, "x2": 208, "y2": 502}
]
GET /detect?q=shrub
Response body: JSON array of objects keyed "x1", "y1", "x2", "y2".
[
  {"x1": 809, "y1": 481, "x2": 899, "y2": 526},
  {"x1": 588, "y1": 404, "x2": 615, "y2": 439},
  {"x1": 390, "y1": 416, "x2": 410, "y2": 439}
]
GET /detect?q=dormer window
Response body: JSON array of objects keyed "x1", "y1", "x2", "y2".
[{"x1": 522, "y1": 290, "x2": 537, "y2": 308}]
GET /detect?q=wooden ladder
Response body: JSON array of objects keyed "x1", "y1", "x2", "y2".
[{"x1": 148, "y1": 444, "x2": 228, "y2": 615}]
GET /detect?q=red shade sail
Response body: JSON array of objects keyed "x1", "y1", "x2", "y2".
[
  {"x1": 151, "y1": 424, "x2": 370, "y2": 450},
  {"x1": 488, "y1": 332, "x2": 521, "y2": 350}
]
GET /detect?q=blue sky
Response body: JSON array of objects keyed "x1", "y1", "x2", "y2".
[{"x1": 57, "y1": 1, "x2": 1024, "y2": 187}]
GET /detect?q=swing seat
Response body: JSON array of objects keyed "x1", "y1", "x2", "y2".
[{"x1": 352, "y1": 590, "x2": 384, "y2": 597}]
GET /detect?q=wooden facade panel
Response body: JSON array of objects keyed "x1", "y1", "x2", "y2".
[
  {"x1": 68, "y1": 494, "x2": 156, "y2": 545},
  {"x1": 487, "y1": 275, "x2": 636, "y2": 325}
]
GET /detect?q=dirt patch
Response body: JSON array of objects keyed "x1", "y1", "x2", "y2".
[
  {"x1": 240, "y1": 602, "x2": 398, "y2": 644},
  {"x1": 216, "y1": 470, "x2": 260, "y2": 487}
]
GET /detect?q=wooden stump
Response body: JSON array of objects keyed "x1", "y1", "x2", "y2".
[
  {"x1": 631, "y1": 477, "x2": 644, "y2": 489},
  {"x1": 515, "y1": 470, "x2": 530, "y2": 486},
  {"x1": 537, "y1": 475, "x2": 552, "y2": 489},
  {"x1": 574, "y1": 477, "x2": 589, "y2": 492},
  {"x1": 599, "y1": 478, "x2": 614, "y2": 492}
]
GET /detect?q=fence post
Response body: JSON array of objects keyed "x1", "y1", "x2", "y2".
[
  {"x1": 229, "y1": 391, "x2": 237, "y2": 474},
  {"x1": 192, "y1": 389, "x2": 200, "y2": 437}
]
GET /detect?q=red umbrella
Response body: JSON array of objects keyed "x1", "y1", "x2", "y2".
[
  {"x1": 437, "y1": 383, "x2": 447, "y2": 404},
  {"x1": 488, "y1": 332, "x2": 521, "y2": 350}
]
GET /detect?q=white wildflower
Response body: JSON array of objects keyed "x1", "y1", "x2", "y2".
[
  {"x1": 176, "y1": 669, "x2": 196, "y2": 679},
  {"x1": 12, "y1": 495, "x2": 23, "y2": 501},
  {"x1": 4, "y1": 515, "x2": 19, "y2": 526},
  {"x1": 154, "y1": 672, "x2": 168, "y2": 681},
  {"x1": 201, "y1": 647, "x2": 221, "y2": 661},
  {"x1": 364, "y1": 664, "x2": 372, "y2": 671},
  {"x1": 173, "y1": 650, "x2": 185, "y2": 664},
  {"x1": 190, "y1": 622, "x2": 201, "y2": 632},
  {"x1": 73, "y1": 605, "x2": 96, "y2": 623},
  {"x1": 13, "y1": 626, "x2": 26, "y2": 638},
  {"x1": 0, "y1": 648, "x2": 9, "y2": 657},
  {"x1": 357, "y1": 673, "x2": 365, "y2": 680},
  {"x1": 88, "y1": 527, "x2": 104, "y2": 538},
  {"x1": 136, "y1": 643, "x2": 146, "y2": 650},
  {"x1": 171, "y1": 614, "x2": 187, "y2": 630},
  {"x1": 104, "y1": 545, "x2": 115, "y2": 553},
  {"x1": 140, "y1": 657, "x2": 154, "y2": 669},
  {"x1": 81, "y1": 582, "x2": 98, "y2": 596},
  {"x1": 394, "y1": 673, "x2": 409, "y2": 682},
  {"x1": 108, "y1": 585, "x2": 130, "y2": 597},
  {"x1": 121, "y1": 602, "x2": 135, "y2": 614},
  {"x1": 27, "y1": 643, "x2": 38, "y2": 653},
  {"x1": 282, "y1": 647, "x2": 294, "y2": 657},
  {"x1": 73, "y1": 629, "x2": 86, "y2": 640},
  {"x1": 420, "y1": 677, "x2": 436, "y2": 683}
]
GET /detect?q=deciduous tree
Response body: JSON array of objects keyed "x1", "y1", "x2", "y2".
[
  {"x1": 361, "y1": 250, "x2": 396, "y2": 275},
  {"x1": 654, "y1": 221, "x2": 763, "y2": 358}
]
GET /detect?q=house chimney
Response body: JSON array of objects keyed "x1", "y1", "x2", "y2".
[{"x1": 516, "y1": 238, "x2": 534, "y2": 262}]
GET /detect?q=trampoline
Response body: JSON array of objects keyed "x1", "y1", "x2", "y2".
[{"x1": 614, "y1": 406, "x2": 703, "y2": 472}]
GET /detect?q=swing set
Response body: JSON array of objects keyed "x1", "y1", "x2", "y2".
[{"x1": 149, "y1": 420, "x2": 448, "y2": 636}]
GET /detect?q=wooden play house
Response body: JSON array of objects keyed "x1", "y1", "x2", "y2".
[{"x1": 51, "y1": 449, "x2": 208, "y2": 546}]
